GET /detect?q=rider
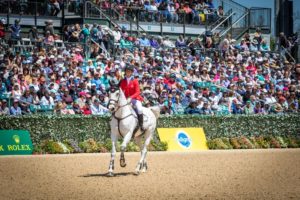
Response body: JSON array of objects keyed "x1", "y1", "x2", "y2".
[{"x1": 119, "y1": 65, "x2": 145, "y2": 131}]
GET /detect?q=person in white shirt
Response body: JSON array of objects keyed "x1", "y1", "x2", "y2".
[
  {"x1": 163, "y1": 36, "x2": 175, "y2": 48},
  {"x1": 112, "y1": 27, "x2": 121, "y2": 42},
  {"x1": 40, "y1": 91, "x2": 54, "y2": 106},
  {"x1": 91, "y1": 98, "x2": 109, "y2": 115}
]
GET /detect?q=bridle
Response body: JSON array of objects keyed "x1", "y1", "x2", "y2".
[{"x1": 108, "y1": 89, "x2": 135, "y2": 137}]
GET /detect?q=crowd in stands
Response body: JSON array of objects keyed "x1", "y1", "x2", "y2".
[
  {"x1": 93, "y1": 0, "x2": 224, "y2": 24},
  {"x1": 0, "y1": 0, "x2": 64, "y2": 17},
  {"x1": 0, "y1": 19, "x2": 299, "y2": 116}
]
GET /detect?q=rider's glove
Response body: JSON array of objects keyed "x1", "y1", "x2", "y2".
[{"x1": 127, "y1": 97, "x2": 132, "y2": 104}]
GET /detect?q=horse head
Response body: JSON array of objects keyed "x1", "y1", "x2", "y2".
[{"x1": 108, "y1": 88, "x2": 126, "y2": 113}]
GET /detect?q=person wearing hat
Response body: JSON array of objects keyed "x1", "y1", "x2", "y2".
[
  {"x1": 119, "y1": 65, "x2": 145, "y2": 131},
  {"x1": 0, "y1": 99, "x2": 10, "y2": 115},
  {"x1": 91, "y1": 98, "x2": 109, "y2": 115},
  {"x1": 10, "y1": 99, "x2": 22, "y2": 116},
  {"x1": 139, "y1": 33, "x2": 150, "y2": 47},
  {"x1": 184, "y1": 98, "x2": 201, "y2": 114}
]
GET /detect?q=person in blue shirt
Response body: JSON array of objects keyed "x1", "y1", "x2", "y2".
[
  {"x1": 139, "y1": 33, "x2": 151, "y2": 47},
  {"x1": 184, "y1": 98, "x2": 201, "y2": 114},
  {"x1": 10, "y1": 100, "x2": 22, "y2": 115},
  {"x1": 207, "y1": 0, "x2": 215, "y2": 9},
  {"x1": 10, "y1": 19, "x2": 21, "y2": 40},
  {"x1": 91, "y1": 72, "x2": 103, "y2": 90}
]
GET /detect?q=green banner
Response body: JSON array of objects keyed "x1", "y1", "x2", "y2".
[{"x1": 0, "y1": 130, "x2": 33, "y2": 155}]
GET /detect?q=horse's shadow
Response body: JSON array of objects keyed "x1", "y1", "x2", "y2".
[{"x1": 80, "y1": 172, "x2": 136, "y2": 178}]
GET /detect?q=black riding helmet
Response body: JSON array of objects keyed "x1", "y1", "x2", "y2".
[{"x1": 125, "y1": 65, "x2": 134, "y2": 72}]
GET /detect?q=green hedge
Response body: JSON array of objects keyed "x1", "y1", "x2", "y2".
[
  {"x1": 207, "y1": 136, "x2": 300, "y2": 149},
  {"x1": 0, "y1": 114, "x2": 299, "y2": 145}
]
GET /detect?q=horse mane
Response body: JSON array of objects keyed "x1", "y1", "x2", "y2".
[{"x1": 119, "y1": 88, "x2": 126, "y2": 103}]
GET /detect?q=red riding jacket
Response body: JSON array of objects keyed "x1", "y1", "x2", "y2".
[{"x1": 119, "y1": 77, "x2": 143, "y2": 101}]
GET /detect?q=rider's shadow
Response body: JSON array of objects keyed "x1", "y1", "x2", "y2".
[{"x1": 80, "y1": 172, "x2": 136, "y2": 178}]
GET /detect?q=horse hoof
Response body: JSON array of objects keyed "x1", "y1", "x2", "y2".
[
  {"x1": 120, "y1": 162, "x2": 127, "y2": 168},
  {"x1": 107, "y1": 172, "x2": 114, "y2": 177},
  {"x1": 142, "y1": 168, "x2": 147, "y2": 173},
  {"x1": 134, "y1": 171, "x2": 140, "y2": 176}
]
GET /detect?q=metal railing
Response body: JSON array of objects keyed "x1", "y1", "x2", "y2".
[
  {"x1": 85, "y1": 1, "x2": 147, "y2": 37},
  {"x1": 219, "y1": 10, "x2": 249, "y2": 38}
]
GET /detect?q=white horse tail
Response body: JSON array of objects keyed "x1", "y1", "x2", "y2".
[{"x1": 150, "y1": 106, "x2": 160, "y2": 119}]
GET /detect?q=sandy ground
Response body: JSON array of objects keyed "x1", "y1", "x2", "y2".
[{"x1": 0, "y1": 149, "x2": 300, "y2": 200}]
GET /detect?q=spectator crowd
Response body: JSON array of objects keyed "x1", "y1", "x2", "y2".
[
  {"x1": 92, "y1": 0, "x2": 224, "y2": 24},
  {"x1": 0, "y1": 17, "x2": 299, "y2": 116}
]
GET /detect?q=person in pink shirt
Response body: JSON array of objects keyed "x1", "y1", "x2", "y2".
[{"x1": 74, "y1": 48, "x2": 83, "y2": 63}]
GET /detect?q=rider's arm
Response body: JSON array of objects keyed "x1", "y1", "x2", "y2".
[{"x1": 129, "y1": 79, "x2": 141, "y2": 99}]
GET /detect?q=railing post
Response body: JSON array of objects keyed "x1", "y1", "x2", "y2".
[
  {"x1": 160, "y1": 22, "x2": 163, "y2": 36},
  {"x1": 137, "y1": 9, "x2": 139, "y2": 35},
  {"x1": 34, "y1": 1, "x2": 37, "y2": 27},
  {"x1": 7, "y1": 0, "x2": 10, "y2": 28},
  {"x1": 130, "y1": 19, "x2": 132, "y2": 35},
  {"x1": 61, "y1": 0, "x2": 65, "y2": 29}
]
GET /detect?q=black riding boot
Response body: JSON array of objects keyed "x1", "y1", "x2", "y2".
[{"x1": 138, "y1": 114, "x2": 145, "y2": 131}]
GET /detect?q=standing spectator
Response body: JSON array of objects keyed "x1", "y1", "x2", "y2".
[
  {"x1": 80, "y1": 24, "x2": 90, "y2": 44},
  {"x1": 44, "y1": 20, "x2": 55, "y2": 36},
  {"x1": 0, "y1": 18, "x2": 5, "y2": 39},
  {"x1": 10, "y1": 19, "x2": 21, "y2": 41}
]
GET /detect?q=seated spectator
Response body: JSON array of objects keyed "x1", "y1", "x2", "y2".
[
  {"x1": 44, "y1": 31, "x2": 55, "y2": 45},
  {"x1": 176, "y1": 35, "x2": 186, "y2": 48},
  {"x1": 81, "y1": 102, "x2": 92, "y2": 115},
  {"x1": 190, "y1": 4, "x2": 200, "y2": 24},
  {"x1": 184, "y1": 98, "x2": 201, "y2": 114},
  {"x1": 169, "y1": 3, "x2": 178, "y2": 23},
  {"x1": 120, "y1": 36, "x2": 134, "y2": 49},
  {"x1": 243, "y1": 100, "x2": 254, "y2": 114},
  {"x1": 0, "y1": 100, "x2": 10, "y2": 115},
  {"x1": 11, "y1": 84, "x2": 22, "y2": 100},
  {"x1": 20, "y1": 90, "x2": 33, "y2": 113},
  {"x1": 10, "y1": 99, "x2": 22, "y2": 115},
  {"x1": 62, "y1": 88, "x2": 73, "y2": 105},
  {"x1": 91, "y1": 98, "x2": 109, "y2": 115},
  {"x1": 139, "y1": 33, "x2": 151, "y2": 47},
  {"x1": 260, "y1": 40, "x2": 270, "y2": 51},
  {"x1": 40, "y1": 91, "x2": 54, "y2": 106}
]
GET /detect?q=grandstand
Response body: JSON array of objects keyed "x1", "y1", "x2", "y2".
[{"x1": 0, "y1": 0, "x2": 299, "y2": 116}]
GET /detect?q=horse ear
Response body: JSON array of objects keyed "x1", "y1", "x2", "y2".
[{"x1": 119, "y1": 88, "x2": 124, "y2": 96}]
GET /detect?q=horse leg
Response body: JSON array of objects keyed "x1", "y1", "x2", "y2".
[
  {"x1": 108, "y1": 134, "x2": 117, "y2": 177},
  {"x1": 135, "y1": 135, "x2": 147, "y2": 173},
  {"x1": 120, "y1": 131, "x2": 132, "y2": 168},
  {"x1": 135, "y1": 129, "x2": 152, "y2": 175}
]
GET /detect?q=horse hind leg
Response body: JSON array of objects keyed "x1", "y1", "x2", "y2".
[{"x1": 135, "y1": 129, "x2": 152, "y2": 175}]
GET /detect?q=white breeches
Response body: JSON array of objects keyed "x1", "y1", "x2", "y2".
[{"x1": 132, "y1": 99, "x2": 143, "y2": 114}]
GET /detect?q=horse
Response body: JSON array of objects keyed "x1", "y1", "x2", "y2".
[{"x1": 107, "y1": 88, "x2": 160, "y2": 176}]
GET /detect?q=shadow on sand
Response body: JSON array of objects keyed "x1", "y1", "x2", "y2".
[{"x1": 80, "y1": 172, "x2": 136, "y2": 178}]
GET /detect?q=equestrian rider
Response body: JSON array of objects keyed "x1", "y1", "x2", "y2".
[{"x1": 119, "y1": 65, "x2": 145, "y2": 131}]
